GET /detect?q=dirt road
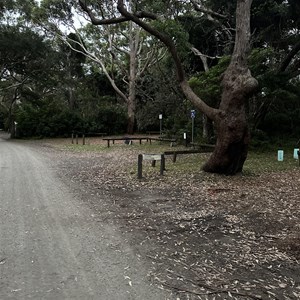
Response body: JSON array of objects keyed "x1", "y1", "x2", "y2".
[{"x1": 0, "y1": 136, "x2": 169, "y2": 300}]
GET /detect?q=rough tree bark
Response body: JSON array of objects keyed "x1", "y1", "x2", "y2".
[{"x1": 202, "y1": 0, "x2": 258, "y2": 174}]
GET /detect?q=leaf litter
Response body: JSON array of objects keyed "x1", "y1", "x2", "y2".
[{"x1": 40, "y1": 138, "x2": 300, "y2": 299}]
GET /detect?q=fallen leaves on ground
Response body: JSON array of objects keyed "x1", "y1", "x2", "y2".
[{"x1": 40, "y1": 138, "x2": 300, "y2": 299}]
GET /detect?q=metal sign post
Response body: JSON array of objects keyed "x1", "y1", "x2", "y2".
[
  {"x1": 191, "y1": 110, "x2": 196, "y2": 144},
  {"x1": 159, "y1": 114, "x2": 163, "y2": 137}
]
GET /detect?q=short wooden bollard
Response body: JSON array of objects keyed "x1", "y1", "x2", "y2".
[
  {"x1": 160, "y1": 155, "x2": 165, "y2": 175},
  {"x1": 82, "y1": 134, "x2": 85, "y2": 145},
  {"x1": 138, "y1": 154, "x2": 143, "y2": 179},
  {"x1": 71, "y1": 133, "x2": 74, "y2": 144},
  {"x1": 138, "y1": 154, "x2": 165, "y2": 179},
  {"x1": 76, "y1": 134, "x2": 78, "y2": 144}
]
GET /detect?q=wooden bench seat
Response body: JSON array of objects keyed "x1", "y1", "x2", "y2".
[
  {"x1": 164, "y1": 145, "x2": 215, "y2": 162},
  {"x1": 103, "y1": 137, "x2": 150, "y2": 147}
]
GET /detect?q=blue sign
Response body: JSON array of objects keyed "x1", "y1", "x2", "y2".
[{"x1": 191, "y1": 109, "x2": 196, "y2": 119}]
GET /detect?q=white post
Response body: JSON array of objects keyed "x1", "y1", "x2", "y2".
[
  {"x1": 277, "y1": 150, "x2": 284, "y2": 161},
  {"x1": 159, "y1": 114, "x2": 163, "y2": 137}
]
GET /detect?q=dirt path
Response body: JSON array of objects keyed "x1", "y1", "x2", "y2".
[{"x1": 0, "y1": 136, "x2": 170, "y2": 300}]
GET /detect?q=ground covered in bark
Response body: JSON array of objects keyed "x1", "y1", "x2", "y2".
[{"x1": 40, "y1": 137, "x2": 300, "y2": 300}]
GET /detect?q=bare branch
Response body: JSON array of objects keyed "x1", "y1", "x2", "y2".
[
  {"x1": 190, "y1": 0, "x2": 227, "y2": 20},
  {"x1": 191, "y1": 47, "x2": 211, "y2": 72},
  {"x1": 117, "y1": 0, "x2": 219, "y2": 121},
  {"x1": 0, "y1": 81, "x2": 26, "y2": 92},
  {"x1": 279, "y1": 40, "x2": 300, "y2": 73},
  {"x1": 60, "y1": 32, "x2": 129, "y2": 103},
  {"x1": 137, "y1": 47, "x2": 167, "y2": 78},
  {"x1": 78, "y1": 0, "x2": 157, "y2": 25}
]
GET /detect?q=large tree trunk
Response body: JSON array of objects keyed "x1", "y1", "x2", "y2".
[
  {"x1": 202, "y1": 0, "x2": 258, "y2": 174},
  {"x1": 67, "y1": 86, "x2": 76, "y2": 110},
  {"x1": 202, "y1": 83, "x2": 251, "y2": 174},
  {"x1": 126, "y1": 100, "x2": 135, "y2": 134},
  {"x1": 126, "y1": 77, "x2": 136, "y2": 134}
]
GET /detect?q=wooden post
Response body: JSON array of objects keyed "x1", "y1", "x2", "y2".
[
  {"x1": 71, "y1": 133, "x2": 74, "y2": 144},
  {"x1": 76, "y1": 134, "x2": 78, "y2": 144},
  {"x1": 160, "y1": 154, "x2": 165, "y2": 175},
  {"x1": 172, "y1": 152, "x2": 177, "y2": 163},
  {"x1": 138, "y1": 154, "x2": 143, "y2": 179},
  {"x1": 82, "y1": 134, "x2": 85, "y2": 145}
]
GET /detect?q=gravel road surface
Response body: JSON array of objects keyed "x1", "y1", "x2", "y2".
[{"x1": 0, "y1": 136, "x2": 168, "y2": 300}]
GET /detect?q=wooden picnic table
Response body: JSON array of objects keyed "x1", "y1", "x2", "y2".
[
  {"x1": 103, "y1": 136, "x2": 177, "y2": 147},
  {"x1": 148, "y1": 137, "x2": 177, "y2": 146},
  {"x1": 103, "y1": 136, "x2": 150, "y2": 147}
]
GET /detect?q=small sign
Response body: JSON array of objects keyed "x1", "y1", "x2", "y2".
[
  {"x1": 159, "y1": 114, "x2": 163, "y2": 120},
  {"x1": 278, "y1": 150, "x2": 284, "y2": 161},
  {"x1": 143, "y1": 154, "x2": 162, "y2": 161},
  {"x1": 293, "y1": 148, "x2": 299, "y2": 159},
  {"x1": 183, "y1": 132, "x2": 187, "y2": 139},
  {"x1": 191, "y1": 110, "x2": 196, "y2": 119}
]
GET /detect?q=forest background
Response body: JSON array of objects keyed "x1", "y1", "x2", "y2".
[{"x1": 0, "y1": 0, "x2": 299, "y2": 148}]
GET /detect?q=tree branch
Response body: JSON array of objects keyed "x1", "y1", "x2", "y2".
[
  {"x1": 191, "y1": 47, "x2": 216, "y2": 72},
  {"x1": 116, "y1": 0, "x2": 219, "y2": 121},
  {"x1": 190, "y1": 0, "x2": 227, "y2": 20},
  {"x1": 278, "y1": 40, "x2": 300, "y2": 73},
  {"x1": 0, "y1": 81, "x2": 26, "y2": 92},
  {"x1": 61, "y1": 32, "x2": 129, "y2": 104},
  {"x1": 78, "y1": 0, "x2": 157, "y2": 25}
]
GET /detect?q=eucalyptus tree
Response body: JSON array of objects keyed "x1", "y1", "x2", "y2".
[
  {"x1": 0, "y1": 0, "x2": 35, "y2": 19},
  {"x1": 248, "y1": 0, "x2": 300, "y2": 132},
  {"x1": 71, "y1": 18, "x2": 165, "y2": 133},
  {"x1": 77, "y1": 0, "x2": 258, "y2": 175},
  {"x1": 37, "y1": 0, "x2": 166, "y2": 134},
  {"x1": 0, "y1": 24, "x2": 55, "y2": 136}
]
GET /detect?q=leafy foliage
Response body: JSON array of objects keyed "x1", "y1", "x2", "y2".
[
  {"x1": 16, "y1": 97, "x2": 82, "y2": 138},
  {"x1": 188, "y1": 56, "x2": 230, "y2": 107}
]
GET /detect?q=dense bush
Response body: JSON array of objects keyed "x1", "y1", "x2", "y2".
[
  {"x1": 16, "y1": 98, "x2": 82, "y2": 138},
  {"x1": 15, "y1": 97, "x2": 127, "y2": 138},
  {"x1": 82, "y1": 102, "x2": 127, "y2": 135}
]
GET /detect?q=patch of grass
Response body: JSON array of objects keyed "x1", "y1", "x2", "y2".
[
  {"x1": 244, "y1": 150, "x2": 299, "y2": 174},
  {"x1": 138, "y1": 149, "x2": 299, "y2": 179},
  {"x1": 43, "y1": 137, "x2": 300, "y2": 176}
]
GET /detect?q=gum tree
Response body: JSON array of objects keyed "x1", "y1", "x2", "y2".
[
  {"x1": 37, "y1": 0, "x2": 166, "y2": 134},
  {"x1": 78, "y1": 0, "x2": 258, "y2": 175}
]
